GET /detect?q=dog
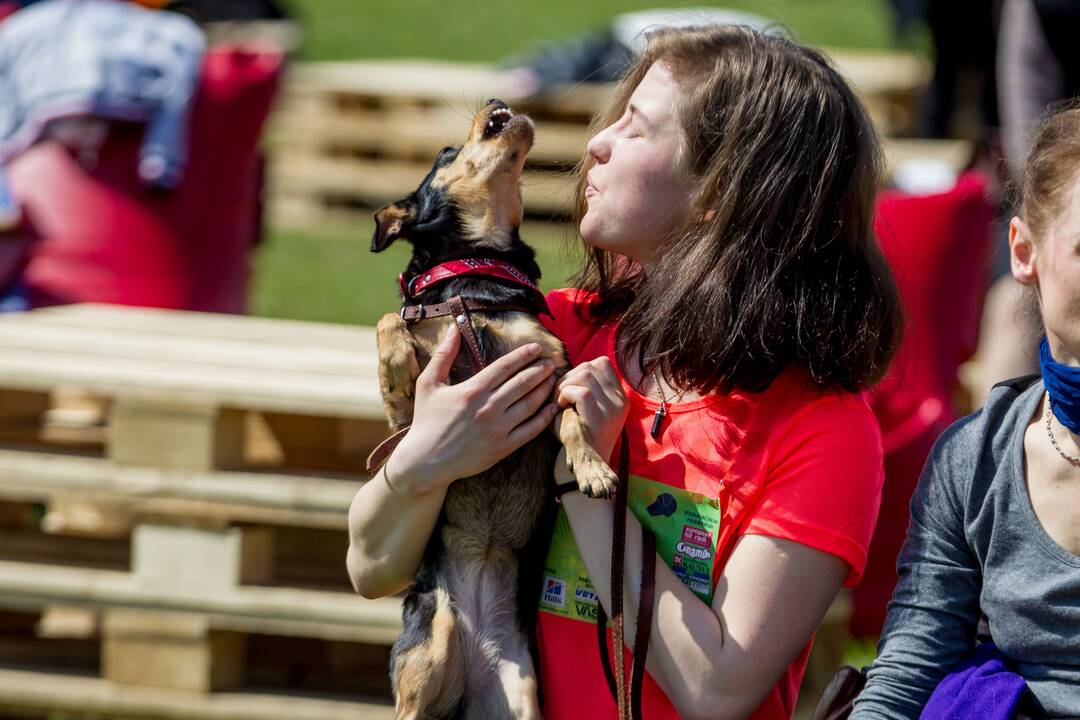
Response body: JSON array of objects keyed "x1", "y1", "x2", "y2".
[{"x1": 370, "y1": 99, "x2": 618, "y2": 719}]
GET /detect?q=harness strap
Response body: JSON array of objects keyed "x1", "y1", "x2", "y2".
[
  {"x1": 447, "y1": 296, "x2": 485, "y2": 376},
  {"x1": 596, "y1": 431, "x2": 656, "y2": 720},
  {"x1": 399, "y1": 299, "x2": 535, "y2": 321},
  {"x1": 366, "y1": 296, "x2": 534, "y2": 473}
]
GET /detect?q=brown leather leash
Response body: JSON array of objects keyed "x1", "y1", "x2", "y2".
[
  {"x1": 364, "y1": 295, "x2": 534, "y2": 472},
  {"x1": 595, "y1": 430, "x2": 657, "y2": 720}
]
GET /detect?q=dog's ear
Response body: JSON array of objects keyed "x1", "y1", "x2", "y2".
[{"x1": 372, "y1": 199, "x2": 418, "y2": 252}]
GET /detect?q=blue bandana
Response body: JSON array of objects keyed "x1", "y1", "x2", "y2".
[{"x1": 1039, "y1": 336, "x2": 1080, "y2": 435}]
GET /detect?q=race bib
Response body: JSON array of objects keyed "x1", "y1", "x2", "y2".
[{"x1": 538, "y1": 475, "x2": 724, "y2": 622}]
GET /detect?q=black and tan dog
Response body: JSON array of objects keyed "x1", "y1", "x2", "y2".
[{"x1": 371, "y1": 100, "x2": 617, "y2": 719}]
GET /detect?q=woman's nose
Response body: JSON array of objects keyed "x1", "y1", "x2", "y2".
[{"x1": 586, "y1": 123, "x2": 613, "y2": 163}]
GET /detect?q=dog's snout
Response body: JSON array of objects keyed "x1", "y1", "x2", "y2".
[{"x1": 486, "y1": 98, "x2": 508, "y2": 110}]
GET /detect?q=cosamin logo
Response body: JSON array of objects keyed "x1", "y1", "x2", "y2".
[{"x1": 676, "y1": 541, "x2": 712, "y2": 560}]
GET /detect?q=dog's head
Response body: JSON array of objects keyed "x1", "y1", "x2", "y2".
[{"x1": 371, "y1": 99, "x2": 534, "y2": 256}]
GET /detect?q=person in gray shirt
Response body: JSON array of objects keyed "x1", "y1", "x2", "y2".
[{"x1": 851, "y1": 105, "x2": 1080, "y2": 718}]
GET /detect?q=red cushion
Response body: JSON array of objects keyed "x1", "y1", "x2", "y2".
[
  {"x1": 870, "y1": 171, "x2": 994, "y2": 448},
  {"x1": 852, "y1": 172, "x2": 995, "y2": 636},
  {"x1": 7, "y1": 45, "x2": 283, "y2": 311},
  {"x1": 8, "y1": 142, "x2": 189, "y2": 307}
]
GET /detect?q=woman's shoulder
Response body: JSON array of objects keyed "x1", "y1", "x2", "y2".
[
  {"x1": 910, "y1": 375, "x2": 1043, "y2": 525},
  {"x1": 761, "y1": 369, "x2": 878, "y2": 430},
  {"x1": 932, "y1": 375, "x2": 1042, "y2": 472}
]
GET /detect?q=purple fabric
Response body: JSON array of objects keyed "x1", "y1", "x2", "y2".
[{"x1": 920, "y1": 643, "x2": 1030, "y2": 720}]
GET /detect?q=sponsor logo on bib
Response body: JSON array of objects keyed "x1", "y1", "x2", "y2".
[{"x1": 542, "y1": 576, "x2": 566, "y2": 608}]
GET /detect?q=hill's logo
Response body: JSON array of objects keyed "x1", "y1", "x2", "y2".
[{"x1": 541, "y1": 576, "x2": 566, "y2": 608}]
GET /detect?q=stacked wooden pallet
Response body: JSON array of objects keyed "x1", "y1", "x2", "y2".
[
  {"x1": 265, "y1": 51, "x2": 959, "y2": 228},
  {"x1": 0, "y1": 304, "x2": 398, "y2": 719}
]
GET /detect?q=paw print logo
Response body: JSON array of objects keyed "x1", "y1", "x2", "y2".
[{"x1": 646, "y1": 492, "x2": 677, "y2": 517}]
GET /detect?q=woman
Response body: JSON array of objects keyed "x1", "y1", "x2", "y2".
[
  {"x1": 851, "y1": 107, "x2": 1080, "y2": 719},
  {"x1": 348, "y1": 26, "x2": 902, "y2": 720}
]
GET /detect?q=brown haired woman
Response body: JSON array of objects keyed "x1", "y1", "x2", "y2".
[
  {"x1": 851, "y1": 107, "x2": 1080, "y2": 719},
  {"x1": 348, "y1": 25, "x2": 902, "y2": 720}
]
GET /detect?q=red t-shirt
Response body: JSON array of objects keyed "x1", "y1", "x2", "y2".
[{"x1": 537, "y1": 288, "x2": 884, "y2": 720}]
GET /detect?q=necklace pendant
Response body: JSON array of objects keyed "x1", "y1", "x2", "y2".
[{"x1": 650, "y1": 403, "x2": 667, "y2": 439}]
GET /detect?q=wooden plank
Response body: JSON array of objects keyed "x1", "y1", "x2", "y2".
[
  {"x1": 826, "y1": 48, "x2": 930, "y2": 96},
  {"x1": 0, "y1": 666, "x2": 395, "y2": 720},
  {"x1": 268, "y1": 153, "x2": 574, "y2": 217},
  {"x1": 286, "y1": 59, "x2": 611, "y2": 118},
  {"x1": 269, "y1": 105, "x2": 587, "y2": 166},
  {"x1": 109, "y1": 401, "x2": 245, "y2": 472},
  {"x1": 133, "y1": 525, "x2": 274, "y2": 587},
  {"x1": 884, "y1": 138, "x2": 972, "y2": 174},
  {"x1": 103, "y1": 609, "x2": 247, "y2": 692},
  {"x1": 23, "y1": 304, "x2": 376, "y2": 349},
  {"x1": 0, "y1": 345, "x2": 384, "y2": 419},
  {"x1": 0, "y1": 560, "x2": 403, "y2": 644},
  {"x1": 0, "y1": 448, "x2": 363, "y2": 530},
  {"x1": 0, "y1": 314, "x2": 378, "y2": 376}
]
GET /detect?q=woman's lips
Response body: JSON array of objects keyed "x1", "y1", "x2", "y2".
[{"x1": 585, "y1": 175, "x2": 599, "y2": 198}]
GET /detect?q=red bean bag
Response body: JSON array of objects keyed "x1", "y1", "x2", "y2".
[
  {"x1": 4, "y1": 45, "x2": 282, "y2": 312},
  {"x1": 851, "y1": 171, "x2": 995, "y2": 637}
]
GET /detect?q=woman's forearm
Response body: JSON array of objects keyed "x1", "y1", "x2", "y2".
[
  {"x1": 558, "y1": 465, "x2": 762, "y2": 720},
  {"x1": 346, "y1": 461, "x2": 449, "y2": 598}
]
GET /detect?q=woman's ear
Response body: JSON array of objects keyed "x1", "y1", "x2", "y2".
[{"x1": 1009, "y1": 216, "x2": 1038, "y2": 285}]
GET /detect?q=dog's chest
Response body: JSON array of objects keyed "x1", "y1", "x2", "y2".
[{"x1": 441, "y1": 437, "x2": 554, "y2": 553}]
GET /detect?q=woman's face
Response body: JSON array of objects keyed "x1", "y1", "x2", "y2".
[
  {"x1": 580, "y1": 62, "x2": 695, "y2": 267},
  {"x1": 1011, "y1": 173, "x2": 1080, "y2": 364}
]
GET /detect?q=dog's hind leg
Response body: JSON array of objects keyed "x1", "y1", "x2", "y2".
[
  {"x1": 376, "y1": 312, "x2": 421, "y2": 432},
  {"x1": 552, "y1": 407, "x2": 618, "y2": 499},
  {"x1": 392, "y1": 586, "x2": 466, "y2": 720}
]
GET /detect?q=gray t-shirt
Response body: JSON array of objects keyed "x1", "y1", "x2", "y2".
[{"x1": 852, "y1": 378, "x2": 1080, "y2": 719}]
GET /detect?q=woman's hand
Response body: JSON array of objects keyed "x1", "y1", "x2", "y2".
[
  {"x1": 389, "y1": 327, "x2": 560, "y2": 494},
  {"x1": 555, "y1": 356, "x2": 629, "y2": 461}
]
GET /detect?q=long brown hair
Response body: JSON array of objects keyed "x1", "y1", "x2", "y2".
[{"x1": 572, "y1": 25, "x2": 902, "y2": 394}]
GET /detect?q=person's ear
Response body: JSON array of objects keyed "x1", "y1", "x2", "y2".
[
  {"x1": 371, "y1": 198, "x2": 418, "y2": 252},
  {"x1": 1009, "y1": 216, "x2": 1038, "y2": 285}
]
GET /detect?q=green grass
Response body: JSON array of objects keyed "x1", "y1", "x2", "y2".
[
  {"x1": 289, "y1": 0, "x2": 898, "y2": 62},
  {"x1": 251, "y1": 221, "x2": 585, "y2": 326}
]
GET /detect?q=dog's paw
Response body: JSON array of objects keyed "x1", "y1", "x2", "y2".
[
  {"x1": 566, "y1": 449, "x2": 618, "y2": 499},
  {"x1": 376, "y1": 313, "x2": 420, "y2": 430}
]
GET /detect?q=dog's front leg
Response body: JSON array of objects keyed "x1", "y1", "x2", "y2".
[
  {"x1": 376, "y1": 312, "x2": 421, "y2": 432},
  {"x1": 552, "y1": 408, "x2": 618, "y2": 499}
]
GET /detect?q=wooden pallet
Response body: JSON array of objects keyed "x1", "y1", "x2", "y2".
[
  {"x1": 266, "y1": 52, "x2": 932, "y2": 227},
  {"x1": 0, "y1": 304, "x2": 402, "y2": 717},
  {"x1": 0, "y1": 666, "x2": 394, "y2": 720}
]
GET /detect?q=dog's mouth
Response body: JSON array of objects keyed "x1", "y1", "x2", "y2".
[
  {"x1": 483, "y1": 105, "x2": 514, "y2": 139},
  {"x1": 480, "y1": 100, "x2": 532, "y2": 145}
]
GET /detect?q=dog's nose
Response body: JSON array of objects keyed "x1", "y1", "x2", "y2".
[{"x1": 487, "y1": 98, "x2": 508, "y2": 110}]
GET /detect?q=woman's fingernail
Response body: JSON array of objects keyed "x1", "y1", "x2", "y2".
[{"x1": 527, "y1": 343, "x2": 542, "y2": 355}]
